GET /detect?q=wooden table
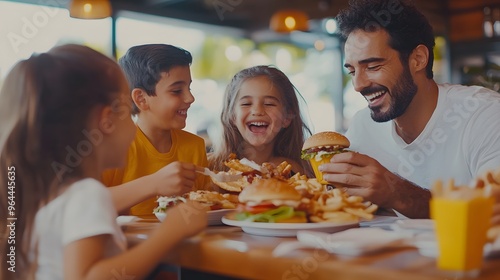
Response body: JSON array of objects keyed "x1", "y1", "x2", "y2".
[{"x1": 124, "y1": 219, "x2": 500, "y2": 280}]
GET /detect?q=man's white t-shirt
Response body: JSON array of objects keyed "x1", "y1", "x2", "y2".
[
  {"x1": 31, "y1": 178, "x2": 126, "y2": 280},
  {"x1": 346, "y1": 84, "x2": 500, "y2": 189}
]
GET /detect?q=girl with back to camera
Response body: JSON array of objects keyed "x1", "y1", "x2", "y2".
[
  {"x1": 209, "y1": 65, "x2": 312, "y2": 176},
  {"x1": 0, "y1": 44, "x2": 206, "y2": 280}
]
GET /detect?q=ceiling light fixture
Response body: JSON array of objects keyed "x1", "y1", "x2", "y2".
[
  {"x1": 270, "y1": 9, "x2": 309, "y2": 33},
  {"x1": 70, "y1": 0, "x2": 112, "y2": 19}
]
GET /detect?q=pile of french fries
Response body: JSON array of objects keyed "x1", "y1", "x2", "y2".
[
  {"x1": 431, "y1": 178, "x2": 487, "y2": 200},
  {"x1": 307, "y1": 188, "x2": 377, "y2": 223},
  {"x1": 478, "y1": 170, "x2": 500, "y2": 241},
  {"x1": 289, "y1": 173, "x2": 378, "y2": 223},
  {"x1": 224, "y1": 155, "x2": 293, "y2": 180}
]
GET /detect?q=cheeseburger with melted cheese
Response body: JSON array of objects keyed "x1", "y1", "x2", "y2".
[{"x1": 301, "y1": 131, "x2": 350, "y2": 184}]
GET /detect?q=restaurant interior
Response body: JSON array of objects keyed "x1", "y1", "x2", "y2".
[
  {"x1": 2, "y1": 0, "x2": 500, "y2": 148},
  {"x1": 2, "y1": 0, "x2": 500, "y2": 279}
]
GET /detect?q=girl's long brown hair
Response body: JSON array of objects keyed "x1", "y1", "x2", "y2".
[
  {"x1": 209, "y1": 65, "x2": 311, "y2": 173},
  {"x1": 0, "y1": 44, "x2": 123, "y2": 280}
]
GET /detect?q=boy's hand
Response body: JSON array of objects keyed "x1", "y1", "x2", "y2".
[
  {"x1": 162, "y1": 201, "x2": 208, "y2": 237},
  {"x1": 153, "y1": 162, "x2": 196, "y2": 196}
]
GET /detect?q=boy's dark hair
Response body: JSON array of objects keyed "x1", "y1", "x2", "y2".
[
  {"x1": 118, "y1": 44, "x2": 192, "y2": 114},
  {"x1": 336, "y1": 0, "x2": 435, "y2": 79}
]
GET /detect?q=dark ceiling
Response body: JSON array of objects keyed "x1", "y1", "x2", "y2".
[
  {"x1": 112, "y1": 0, "x2": 448, "y2": 34},
  {"x1": 11, "y1": 0, "x2": 449, "y2": 34}
]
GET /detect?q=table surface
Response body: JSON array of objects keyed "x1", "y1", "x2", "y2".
[{"x1": 123, "y1": 217, "x2": 500, "y2": 280}]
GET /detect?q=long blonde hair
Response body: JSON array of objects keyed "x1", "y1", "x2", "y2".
[
  {"x1": 0, "y1": 45, "x2": 124, "y2": 280},
  {"x1": 209, "y1": 65, "x2": 311, "y2": 172}
]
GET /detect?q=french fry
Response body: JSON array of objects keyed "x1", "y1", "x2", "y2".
[
  {"x1": 321, "y1": 203, "x2": 343, "y2": 212},
  {"x1": 322, "y1": 211, "x2": 358, "y2": 222},
  {"x1": 309, "y1": 215, "x2": 324, "y2": 223},
  {"x1": 276, "y1": 161, "x2": 287, "y2": 174},
  {"x1": 485, "y1": 171, "x2": 500, "y2": 185},
  {"x1": 445, "y1": 178, "x2": 455, "y2": 197},
  {"x1": 346, "y1": 195, "x2": 363, "y2": 204},
  {"x1": 365, "y1": 203, "x2": 379, "y2": 214},
  {"x1": 281, "y1": 163, "x2": 293, "y2": 177},
  {"x1": 473, "y1": 178, "x2": 485, "y2": 189},
  {"x1": 344, "y1": 207, "x2": 374, "y2": 220},
  {"x1": 224, "y1": 160, "x2": 255, "y2": 173},
  {"x1": 432, "y1": 179, "x2": 443, "y2": 198}
]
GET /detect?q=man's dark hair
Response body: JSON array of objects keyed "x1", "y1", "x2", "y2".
[
  {"x1": 118, "y1": 44, "x2": 192, "y2": 114},
  {"x1": 336, "y1": 0, "x2": 435, "y2": 78}
]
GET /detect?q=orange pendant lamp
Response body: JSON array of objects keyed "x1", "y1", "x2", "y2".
[
  {"x1": 70, "y1": 0, "x2": 112, "y2": 19},
  {"x1": 270, "y1": 9, "x2": 309, "y2": 32}
]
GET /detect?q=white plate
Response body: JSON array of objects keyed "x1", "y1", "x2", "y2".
[
  {"x1": 207, "y1": 209, "x2": 234, "y2": 226},
  {"x1": 221, "y1": 217, "x2": 359, "y2": 237},
  {"x1": 154, "y1": 212, "x2": 167, "y2": 222},
  {"x1": 155, "y1": 209, "x2": 234, "y2": 226}
]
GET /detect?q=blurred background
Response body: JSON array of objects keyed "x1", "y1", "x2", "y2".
[{"x1": 1, "y1": 0, "x2": 499, "y2": 151}]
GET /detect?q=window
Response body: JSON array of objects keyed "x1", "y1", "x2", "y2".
[{"x1": 0, "y1": 0, "x2": 112, "y2": 81}]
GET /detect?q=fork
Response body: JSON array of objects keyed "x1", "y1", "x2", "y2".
[{"x1": 195, "y1": 166, "x2": 242, "y2": 182}]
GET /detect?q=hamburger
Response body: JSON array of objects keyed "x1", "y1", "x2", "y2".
[
  {"x1": 153, "y1": 196, "x2": 186, "y2": 213},
  {"x1": 154, "y1": 190, "x2": 239, "y2": 213},
  {"x1": 301, "y1": 131, "x2": 350, "y2": 184},
  {"x1": 234, "y1": 178, "x2": 307, "y2": 223},
  {"x1": 185, "y1": 190, "x2": 238, "y2": 210}
]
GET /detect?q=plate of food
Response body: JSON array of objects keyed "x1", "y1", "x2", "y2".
[
  {"x1": 207, "y1": 155, "x2": 377, "y2": 235},
  {"x1": 221, "y1": 178, "x2": 374, "y2": 237},
  {"x1": 154, "y1": 190, "x2": 238, "y2": 226},
  {"x1": 222, "y1": 216, "x2": 358, "y2": 237}
]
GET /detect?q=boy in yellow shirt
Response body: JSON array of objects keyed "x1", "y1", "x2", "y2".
[{"x1": 103, "y1": 44, "x2": 210, "y2": 216}]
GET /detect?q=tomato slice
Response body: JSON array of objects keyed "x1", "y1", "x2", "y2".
[
  {"x1": 209, "y1": 204, "x2": 222, "y2": 211},
  {"x1": 240, "y1": 203, "x2": 277, "y2": 214}
]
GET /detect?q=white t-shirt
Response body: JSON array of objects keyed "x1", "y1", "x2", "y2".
[
  {"x1": 346, "y1": 83, "x2": 500, "y2": 189},
  {"x1": 31, "y1": 178, "x2": 126, "y2": 280}
]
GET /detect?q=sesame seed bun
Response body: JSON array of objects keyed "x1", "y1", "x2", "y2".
[
  {"x1": 302, "y1": 131, "x2": 350, "y2": 150},
  {"x1": 238, "y1": 178, "x2": 301, "y2": 203}
]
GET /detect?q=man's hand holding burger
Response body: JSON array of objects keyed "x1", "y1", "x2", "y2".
[{"x1": 304, "y1": 132, "x2": 432, "y2": 219}]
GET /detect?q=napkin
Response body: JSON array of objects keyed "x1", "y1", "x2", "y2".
[
  {"x1": 384, "y1": 219, "x2": 500, "y2": 258},
  {"x1": 412, "y1": 231, "x2": 500, "y2": 258},
  {"x1": 273, "y1": 228, "x2": 407, "y2": 257}
]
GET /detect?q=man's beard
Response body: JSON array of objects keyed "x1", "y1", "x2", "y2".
[{"x1": 364, "y1": 66, "x2": 418, "y2": 123}]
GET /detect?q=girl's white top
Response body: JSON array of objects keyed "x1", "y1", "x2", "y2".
[{"x1": 31, "y1": 178, "x2": 126, "y2": 280}]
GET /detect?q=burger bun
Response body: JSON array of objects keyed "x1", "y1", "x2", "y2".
[
  {"x1": 302, "y1": 131, "x2": 350, "y2": 150},
  {"x1": 239, "y1": 178, "x2": 301, "y2": 203}
]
